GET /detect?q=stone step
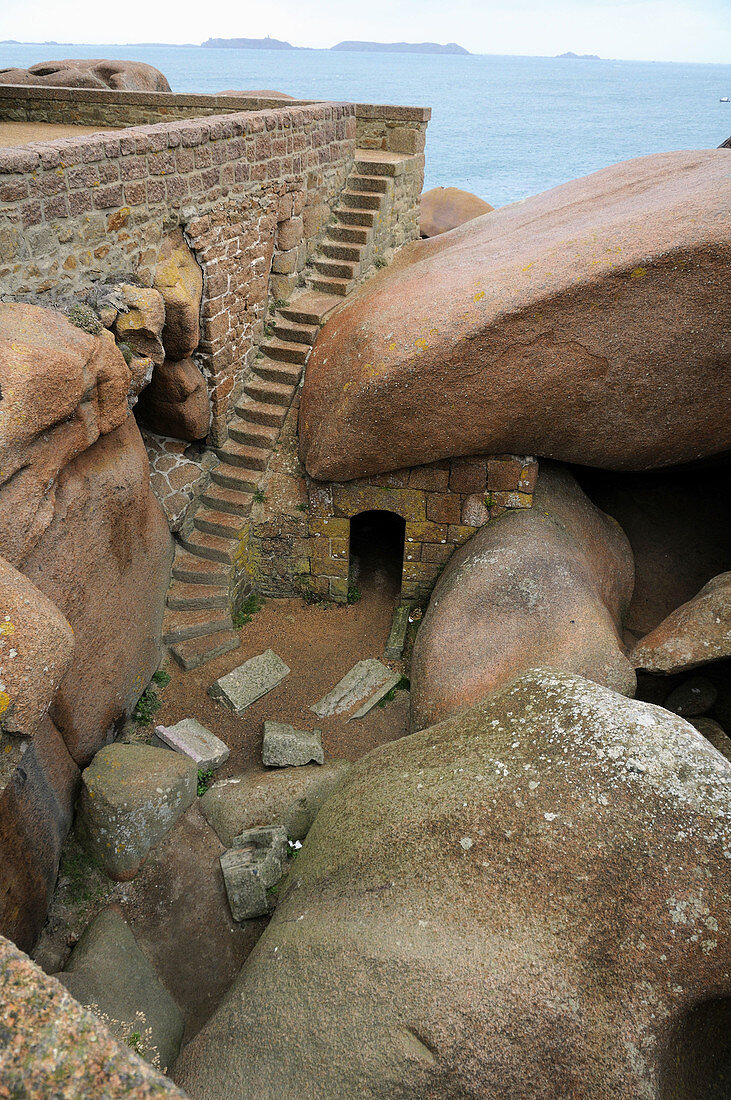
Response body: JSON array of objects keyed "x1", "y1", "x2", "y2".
[
  {"x1": 329, "y1": 223, "x2": 369, "y2": 244},
  {"x1": 244, "y1": 378, "x2": 295, "y2": 408},
  {"x1": 216, "y1": 439, "x2": 269, "y2": 471},
  {"x1": 273, "y1": 317, "x2": 319, "y2": 345},
  {"x1": 180, "y1": 527, "x2": 237, "y2": 565},
  {"x1": 210, "y1": 463, "x2": 259, "y2": 493},
  {"x1": 170, "y1": 629, "x2": 241, "y2": 671},
  {"x1": 321, "y1": 240, "x2": 365, "y2": 262},
  {"x1": 163, "y1": 607, "x2": 233, "y2": 644},
  {"x1": 354, "y1": 156, "x2": 405, "y2": 178},
  {"x1": 171, "y1": 548, "x2": 230, "y2": 587},
  {"x1": 308, "y1": 275, "x2": 353, "y2": 297},
  {"x1": 195, "y1": 507, "x2": 247, "y2": 540},
  {"x1": 348, "y1": 174, "x2": 389, "y2": 193},
  {"x1": 235, "y1": 400, "x2": 287, "y2": 428},
  {"x1": 254, "y1": 357, "x2": 302, "y2": 386},
  {"x1": 278, "y1": 291, "x2": 342, "y2": 325},
  {"x1": 228, "y1": 418, "x2": 279, "y2": 449},
  {"x1": 201, "y1": 481, "x2": 254, "y2": 516},
  {"x1": 259, "y1": 337, "x2": 309, "y2": 366},
  {"x1": 167, "y1": 579, "x2": 229, "y2": 612},
  {"x1": 313, "y1": 258, "x2": 358, "y2": 280},
  {"x1": 336, "y1": 207, "x2": 376, "y2": 228},
  {"x1": 339, "y1": 190, "x2": 382, "y2": 211}
]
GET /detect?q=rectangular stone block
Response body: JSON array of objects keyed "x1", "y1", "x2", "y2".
[
  {"x1": 404, "y1": 521, "x2": 448, "y2": 543},
  {"x1": 487, "y1": 457, "x2": 524, "y2": 492},
  {"x1": 308, "y1": 517, "x2": 349, "y2": 538},
  {"x1": 385, "y1": 605, "x2": 410, "y2": 660},
  {"x1": 154, "y1": 719, "x2": 230, "y2": 770},
  {"x1": 426, "y1": 493, "x2": 463, "y2": 525},
  {"x1": 422, "y1": 543, "x2": 453, "y2": 564},
  {"x1": 448, "y1": 524, "x2": 478, "y2": 545},
  {"x1": 262, "y1": 721, "x2": 324, "y2": 767},
  {"x1": 449, "y1": 459, "x2": 486, "y2": 494},
  {"x1": 209, "y1": 650, "x2": 290, "y2": 715}
]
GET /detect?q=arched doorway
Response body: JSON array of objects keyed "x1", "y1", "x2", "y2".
[{"x1": 349, "y1": 511, "x2": 406, "y2": 602}]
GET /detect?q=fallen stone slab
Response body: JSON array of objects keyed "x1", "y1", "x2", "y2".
[
  {"x1": 385, "y1": 605, "x2": 410, "y2": 660},
  {"x1": 209, "y1": 650, "x2": 290, "y2": 715},
  {"x1": 220, "y1": 826, "x2": 288, "y2": 921},
  {"x1": 311, "y1": 659, "x2": 401, "y2": 720},
  {"x1": 56, "y1": 907, "x2": 184, "y2": 1074},
  {"x1": 75, "y1": 744, "x2": 197, "y2": 880},
  {"x1": 262, "y1": 721, "x2": 324, "y2": 768},
  {"x1": 200, "y1": 761, "x2": 353, "y2": 845},
  {"x1": 154, "y1": 718, "x2": 229, "y2": 770}
]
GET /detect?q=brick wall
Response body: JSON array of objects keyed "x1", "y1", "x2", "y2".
[{"x1": 245, "y1": 400, "x2": 538, "y2": 607}]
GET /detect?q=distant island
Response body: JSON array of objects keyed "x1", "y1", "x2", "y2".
[
  {"x1": 332, "y1": 41, "x2": 469, "y2": 55},
  {"x1": 203, "y1": 37, "x2": 295, "y2": 50},
  {"x1": 556, "y1": 51, "x2": 601, "y2": 60}
]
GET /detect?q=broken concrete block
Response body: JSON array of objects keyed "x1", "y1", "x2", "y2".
[
  {"x1": 220, "y1": 825, "x2": 288, "y2": 921},
  {"x1": 385, "y1": 605, "x2": 410, "y2": 660},
  {"x1": 154, "y1": 718, "x2": 229, "y2": 770},
  {"x1": 209, "y1": 650, "x2": 290, "y2": 715},
  {"x1": 262, "y1": 721, "x2": 324, "y2": 768},
  {"x1": 75, "y1": 745, "x2": 197, "y2": 880},
  {"x1": 312, "y1": 659, "x2": 401, "y2": 720}
]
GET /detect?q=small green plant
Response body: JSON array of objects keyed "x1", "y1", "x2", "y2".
[
  {"x1": 378, "y1": 675, "x2": 411, "y2": 707},
  {"x1": 263, "y1": 321, "x2": 275, "y2": 337},
  {"x1": 347, "y1": 585, "x2": 362, "y2": 604},
  {"x1": 126, "y1": 1031, "x2": 143, "y2": 1055},
  {"x1": 66, "y1": 303, "x2": 102, "y2": 335},
  {"x1": 233, "y1": 593, "x2": 264, "y2": 627},
  {"x1": 197, "y1": 768, "x2": 215, "y2": 796},
  {"x1": 266, "y1": 882, "x2": 280, "y2": 898},
  {"x1": 133, "y1": 686, "x2": 162, "y2": 725},
  {"x1": 152, "y1": 669, "x2": 170, "y2": 688},
  {"x1": 484, "y1": 492, "x2": 496, "y2": 510},
  {"x1": 301, "y1": 587, "x2": 329, "y2": 607},
  {"x1": 287, "y1": 838, "x2": 302, "y2": 861},
  {"x1": 273, "y1": 298, "x2": 289, "y2": 309},
  {"x1": 373, "y1": 257, "x2": 388, "y2": 269},
  {"x1": 253, "y1": 489, "x2": 267, "y2": 503},
  {"x1": 295, "y1": 502, "x2": 308, "y2": 512}
]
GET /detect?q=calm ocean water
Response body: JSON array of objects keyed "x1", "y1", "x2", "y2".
[{"x1": 1, "y1": 43, "x2": 729, "y2": 206}]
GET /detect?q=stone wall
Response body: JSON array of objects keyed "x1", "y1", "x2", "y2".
[
  {"x1": 245, "y1": 400, "x2": 538, "y2": 606},
  {"x1": 0, "y1": 102, "x2": 358, "y2": 443}
]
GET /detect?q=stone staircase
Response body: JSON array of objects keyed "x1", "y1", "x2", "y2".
[{"x1": 165, "y1": 150, "x2": 407, "y2": 669}]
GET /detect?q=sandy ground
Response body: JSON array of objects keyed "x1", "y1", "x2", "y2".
[
  {"x1": 0, "y1": 121, "x2": 122, "y2": 147},
  {"x1": 34, "y1": 549, "x2": 413, "y2": 1046}
]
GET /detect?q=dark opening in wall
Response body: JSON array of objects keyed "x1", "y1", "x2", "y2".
[{"x1": 349, "y1": 510, "x2": 406, "y2": 600}]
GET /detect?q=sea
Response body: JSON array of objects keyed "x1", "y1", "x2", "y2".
[{"x1": 1, "y1": 43, "x2": 729, "y2": 207}]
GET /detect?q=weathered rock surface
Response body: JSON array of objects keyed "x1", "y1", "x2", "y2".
[
  {"x1": 664, "y1": 675, "x2": 717, "y2": 718},
  {"x1": 0, "y1": 717, "x2": 79, "y2": 952},
  {"x1": 115, "y1": 286, "x2": 166, "y2": 366},
  {"x1": 136, "y1": 358, "x2": 210, "y2": 440},
  {"x1": 630, "y1": 571, "x2": 731, "y2": 673},
  {"x1": 411, "y1": 463, "x2": 635, "y2": 731},
  {"x1": 262, "y1": 721, "x2": 323, "y2": 767},
  {"x1": 300, "y1": 151, "x2": 731, "y2": 480},
  {"x1": 75, "y1": 744, "x2": 198, "y2": 880},
  {"x1": 153, "y1": 229, "x2": 203, "y2": 360},
  {"x1": 0, "y1": 304, "x2": 131, "y2": 566},
  {"x1": 0, "y1": 934, "x2": 186, "y2": 1097},
  {"x1": 0, "y1": 58, "x2": 171, "y2": 92},
  {"x1": 220, "y1": 826, "x2": 288, "y2": 921},
  {"x1": 419, "y1": 185, "x2": 493, "y2": 237},
  {"x1": 312, "y1": 659, "x2": 401, "y2": 719},
  {"x1": 691, "y1": 717, "x2": 731, "y2": 760},
  {"x1": 200, "y1": 761, "x2": 352, "y2": 845},
  {"x1": 20, "y1": 417, "x2": 172, "y2": 765},
  {"x1": 57, "y1": 907, "x2": 184, "y2": 1074},
  {"x1": 174, "y1": 669, "x2": 731, "y2": 1100},
  {"x1": 0, "y1": 557, "x2": 74, "y2": 738}
]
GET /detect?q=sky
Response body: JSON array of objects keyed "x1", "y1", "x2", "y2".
[{"x1": 1, "y1": 0, "x2": 730, "y2": 64}]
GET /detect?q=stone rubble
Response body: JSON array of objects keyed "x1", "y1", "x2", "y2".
[
  {"x1": 311, "y1": 658, "x2": 401, "y2": 719},
  {"x1": 220, "y1": 826, "x2": 289, "y2": 921},
  {"x1": 262, "y1": 721, "x2": 324, "y2": 767}
]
